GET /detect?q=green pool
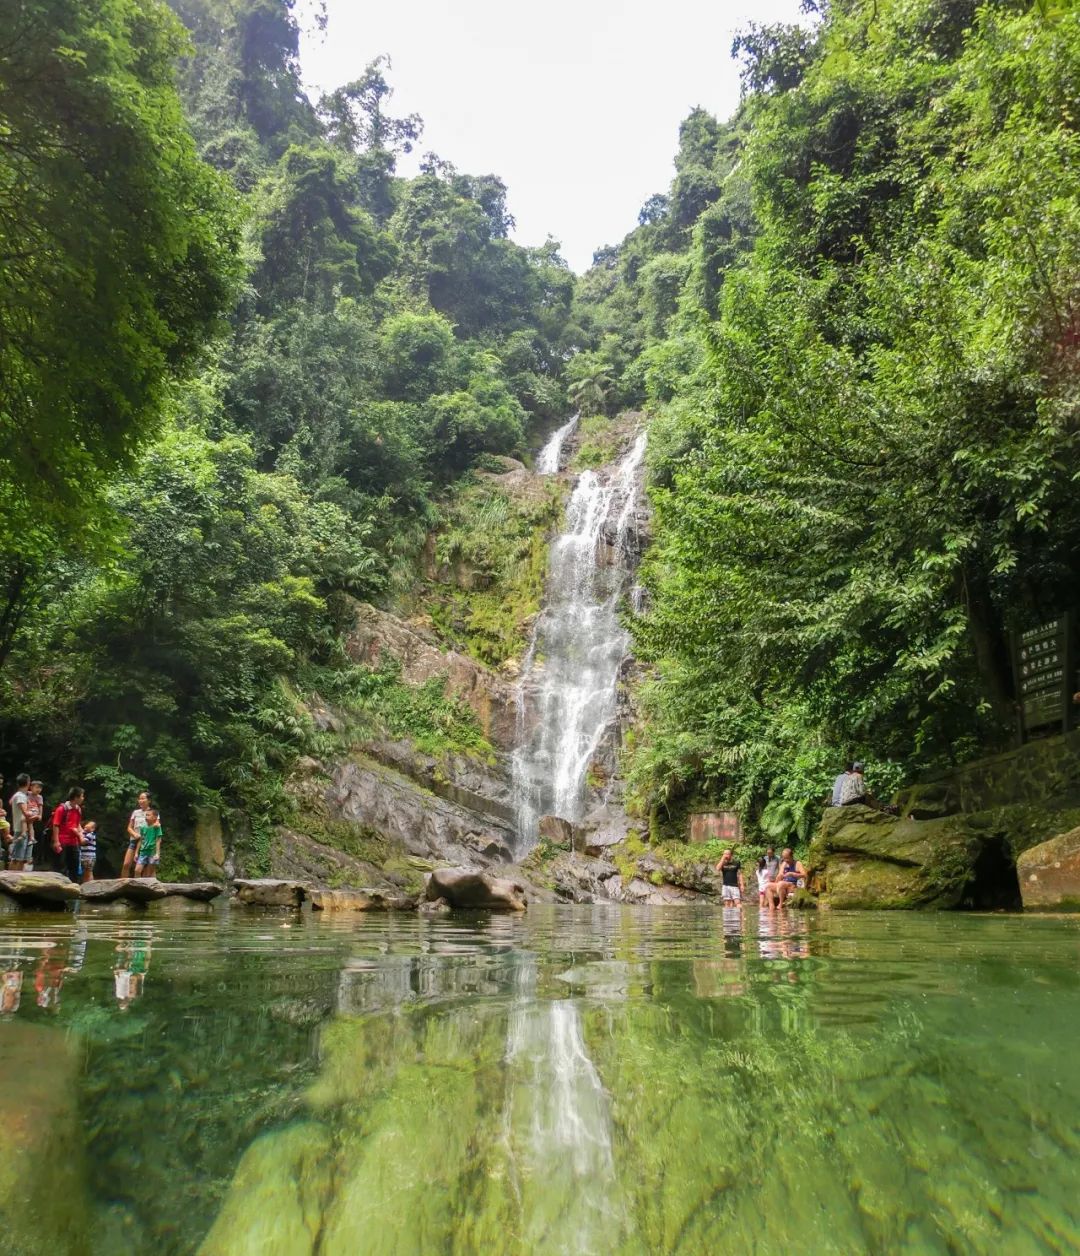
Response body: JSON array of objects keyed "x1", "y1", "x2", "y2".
[{"x1": 0, "y1": 904, "x2": 1077, "y2": 1254}]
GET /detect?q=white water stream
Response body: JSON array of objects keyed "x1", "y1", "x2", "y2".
[
  {"x1": 513, "y1": 425, "x2": 646, "y2": 847},
  {"x1": 503, "y1": 991, "x2": 628, "y2": 1252}
]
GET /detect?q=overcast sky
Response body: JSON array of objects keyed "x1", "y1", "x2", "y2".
[{"x1": 300, "y1": 0, "x2": 805, "y2": 273}]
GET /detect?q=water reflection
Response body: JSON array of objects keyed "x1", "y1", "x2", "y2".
[{"x1": 0, "y1": 906, "x2": 1077, "y2": 1254}]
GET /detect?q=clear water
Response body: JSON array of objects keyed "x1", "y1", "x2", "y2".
[
  {"x1": 1, "y1": 904, "x2": 1079, "y2": 1254},
  {"x1": 513, "y1": 431, "x2": 646, "y2": 844}
]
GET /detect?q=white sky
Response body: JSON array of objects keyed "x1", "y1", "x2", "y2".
[{"x1": 299, "y1": 0, "x2": 806, "y2": 272}]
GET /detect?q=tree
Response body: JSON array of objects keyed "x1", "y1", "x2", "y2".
[{"x1": 0, "y1": 0, "x2": 240, "y2": 612}]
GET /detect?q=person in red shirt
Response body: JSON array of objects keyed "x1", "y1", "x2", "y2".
[{"x1": 51, "y1": 787, "x2": 85, "y2": 883}]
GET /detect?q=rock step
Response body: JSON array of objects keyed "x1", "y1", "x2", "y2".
[{"x1": 0, "y1": 873, "x2": 224, "y2": 908}]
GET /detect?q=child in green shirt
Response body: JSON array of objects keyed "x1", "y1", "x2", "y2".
[{"x1": 135, "y1": 808, "x2": 162, "y2": 877}]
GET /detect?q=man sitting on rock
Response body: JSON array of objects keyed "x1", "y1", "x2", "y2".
[{"x1": 834, "y1": 761, "x2": 898, "y2": 815}]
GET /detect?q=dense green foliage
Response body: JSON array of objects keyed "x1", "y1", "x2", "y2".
[
  {"x1": 4, "y1": 0, "x2": 1077, "y2": 864},
  {"x1": 0, "y1": 0, "x2": 241, "y2": 658},
  {"x1": 580, "y1": 0, "x2": 1080, "y2": 838},
  {"x1": 0, "y1": 0, "x2": 574, "y2": 865}
]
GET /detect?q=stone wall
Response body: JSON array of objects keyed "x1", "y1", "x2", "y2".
[{"x1": 897, "y1": 729, "x2": 1080, "y2": 818}]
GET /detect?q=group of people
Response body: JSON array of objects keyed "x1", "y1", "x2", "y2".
[
  {"x1": 714, "y1": 846, "x2": 808, "y2": 910},
  {"x1": 0, "y1": 779, "x2": 164, "y2": 883}
]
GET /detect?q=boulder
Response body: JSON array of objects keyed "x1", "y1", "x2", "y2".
[
  {"x1": 425, "y1": 867, "x2": 527, "y2": 912},
  {"x1": 233, "y1": 878, "x2": 308, "y2": 907},
  {"x1": 0, "y1": 872, "x2": 80, "y2": 906},
  {"x1": 1016, "y1": 826, "x2": 1080, "y2": 910},
  {"x1": 538, "y1": 815, "x2": 576, "y2": 849},
  {"x1": 810, "y1": 806, "x2": 1020, "y2": 910},
  {"x1": 199, "y1": 1122, "x2": 334, "y2": 1256},
  {"x1": 0, "y1": 1024, "x2": 90, "y2": 1252},
  {"x1": 309, "y1": 888, "x2": 416, "y2": 912}
]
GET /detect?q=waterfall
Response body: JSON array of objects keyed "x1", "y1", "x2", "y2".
[
  {"x1": 513, "y1": 428, "x2": 646, "y2": 847},
  {"x1": 535, "y1": 413, "x2": 578, "y2": 474}
]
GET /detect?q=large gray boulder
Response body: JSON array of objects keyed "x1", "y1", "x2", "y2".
[
  {"x1": 0, "y1": 872, "x2": 80, "y2": 905},
  {"x1": 233, "y1": 878, "x2": 308, "y2": 907},
  {"x1": 425, "y1": 867, "x2": 527, "y2": 912}
]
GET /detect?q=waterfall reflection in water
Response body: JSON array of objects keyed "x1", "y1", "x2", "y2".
[
  {"x1": 3, "y1": 907, "x2": 1080, "y2": 1254},
  {"x1": 513, "y1": 429, "x2": 646, "y2": 846},
  {"x1": 504, "y1": 994, "x2": 629, "y2": 1253}
]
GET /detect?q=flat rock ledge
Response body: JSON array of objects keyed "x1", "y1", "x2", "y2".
[
  {"x1": 0, "y1": 872, "x2": 81, "y2": 905},
  {"x1": 309, "y1": 888, "x2": 417, "y2": 912},
  {"x1": 233, "y1": 878, "x2": 308, "y2": 907},
  {"x1": 81, "y1": 879, "x2": 222, "y2": 904},
  {"x1": 425, "y1": 867, "x2": 528, "y2": 912}
]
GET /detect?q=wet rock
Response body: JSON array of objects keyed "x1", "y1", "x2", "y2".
[
  {"x1": 1017, "y1": 826, "x2": 1080, "y2": 910},
  {"x1": 538, "y1": 814, "x2": 576, "y2": 849},
  {"x1": 233, "y1": 878, "x2": 308, "y2": 907},
  {"x1": 810, "y1": 806, "x2": 1020, "y2": 910},
  {"x1": 549, "y1": 853, "x2": 618, "y2": 903},
  {"x1": 0, "y1": 871, "x2": 80, "y2": 905},
  {"x1": 425, "y1": 866, "x2": 528, "y2": 911},
  {"x1": 419, "y1": 896, "x2": 451, "y2": 914},
  {"x1": 81, "y1": 879, "x2": 220, "y2": 904},
  {"x1": 309, "y1": 888, "x2": 417, "y2": 912},
  {"x1": 607, "y1": 875, "x2": 709, "y2": 905},
  {"x1": 159, "y1": 882, "x2": 223, "y2": 901},
  {"x1": 199, "y1": 1121, "x2": 334, "y2": 1256}
]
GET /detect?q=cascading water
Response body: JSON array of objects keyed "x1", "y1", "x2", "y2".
[
  {"x1": 503, "y1": 995, "x2": 628, "y2": 1252},
  {"x1": 535, "y1": 413, "x2": 578, "y2": 474},
  {"x1": 513, "y1": 426, "x2": 647, "y2": 847}
]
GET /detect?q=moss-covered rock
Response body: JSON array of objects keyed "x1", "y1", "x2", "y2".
[
  {"x1": 198, "y1": 1121, "x2": 334, "y2": 1256},
  {"x1": 811, "y1": 806, "x2": 1020, "y2": 910}
]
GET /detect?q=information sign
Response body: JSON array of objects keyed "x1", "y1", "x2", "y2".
[{"x1": 1011, "y1": 613, "x2": 1075, "y2": 739}]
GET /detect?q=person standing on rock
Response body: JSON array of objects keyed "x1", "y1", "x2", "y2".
[
  {"x1": 50, "y1": 787, "x2": 85, "y2": 883},
  {"x1": 8, "y1": 774, "x2": 32, "y2": 870},
  {"x1": 79, "y1": 820, "x2": 98, "y2": 883},
  {"x1": 764, "y1": 846, "x2": 780, "y2": 881},
  {"x1": 134, "y1": 808, "x2": 162, "y2": 877},
  {"x1": 122, "y1": 791, "x2": 155, "y2": 879}
]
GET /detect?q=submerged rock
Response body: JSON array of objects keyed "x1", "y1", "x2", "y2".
[
  {"x1": 1017, "y1": 826, "x2": 1080, "y2": 910},
  {"x1": 0, "y1": 1024, "x2": 90, "y2": 1252},
  {"x1": 810, "y1": 806, "x2": 1020, "y2": 909},
  {"x1": 309, "y1": 888, "x2": 417, "y2": 912},
  {"x1": 0, "y1": 871, "x2": 80, "y2": 905},
  {"x1": 425, "y1": 867, "x2": 528, "y2": 911},
  {"x1": 199, "y1": 1122, "x2": 334, "y2": 1256},
  {"x1": 233, "y1": 878, "x2": 308, "y2": 907}
]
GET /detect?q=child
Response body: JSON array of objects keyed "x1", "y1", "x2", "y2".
[
  {"x1": 756, "y1": 857, "x2": 770, "y2": 907},
  {"x1": 135, "y1": 808, "x2": 162, "y2": 878},
  {"x1": 80, "y1": 820, "x2": 98, "y2": 883},
  {"x1": 24, "y1": 781, "x2": 44, "y2": 869}
]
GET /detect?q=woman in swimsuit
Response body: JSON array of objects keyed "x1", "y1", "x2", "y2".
[{"x1": 768, "y1": 847, "x2": 807, "y2": 909}]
